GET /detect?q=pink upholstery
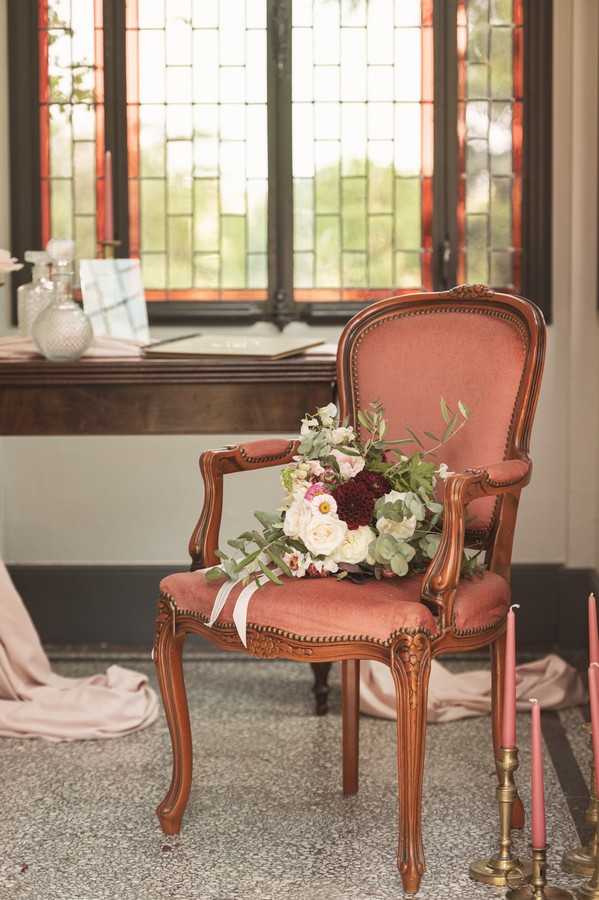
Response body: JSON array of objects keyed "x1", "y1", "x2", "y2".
[
  {"x1": 469, "y1": 459, "x2": 530, "y2": 487},
  {"x1": 349, "y1": 307, "x2": 528, "y2": 532},
  {"x1": 237, "y1": 439, "x2": 295, "y2": 463},
  {"x1": 160, "y1": 570, "x2": 509, "y2": 643}
]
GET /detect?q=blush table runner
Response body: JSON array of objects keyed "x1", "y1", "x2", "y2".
[
  {"x1": 360, "y1": 655, "x2": 586, "y2": 722},
  {"x1": 0, "y1": 564, "x2": 157, "y2": 741},
  {"x1": 0, "y1": 335, "x2": 144, "y2": 359}
]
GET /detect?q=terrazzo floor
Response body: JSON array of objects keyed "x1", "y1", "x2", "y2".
[{"x1": 0, "y1": 655, "x2": 592, "y2": 900}]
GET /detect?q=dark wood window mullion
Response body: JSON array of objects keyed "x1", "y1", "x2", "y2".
[
  {"x1": 433, "y1": 0, "x2": 458, "y2": 290},
  {"x1": 522, "y1": 0, "x2": 552, "y2": 322},
  {"x1": 102, "y1": 0, "x2": 129, "y2": 259},
  {"x1": 7, "y1": 0, "x2": 42, "y2": 322},
  {"x1": 267, "y1": 0, "x2": 294, "y2": 329}
]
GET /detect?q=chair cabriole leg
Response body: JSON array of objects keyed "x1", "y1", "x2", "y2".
[
  {"x1": 310, "y1": 661, "x2": 333, "y2": 715},
  {"x1": 342, "y1": 659, "x2": 360, "y2": 795},
  {"x1": 391, "y1": 634, "x2": 431, "y2": 895},
  {"x1": 154, "y1": 605, "x2": 193, "y2": 836},
  {"x1": 491, "y1": 632, "x2": 524, "y2": 830}
]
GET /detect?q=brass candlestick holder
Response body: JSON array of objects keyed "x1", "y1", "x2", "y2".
[
  {"x1": 470, "y1": 746, "x2": 531, "y2": 886},
  {"x1": 563, "y1": 724, "x2": 599, "y2": 877},
  {"x1": 506, "y1": 846, "x2": 574, "y2": 899},
  {"x1": 99, "y1": 239, "x2": 121, "y2": 260}
]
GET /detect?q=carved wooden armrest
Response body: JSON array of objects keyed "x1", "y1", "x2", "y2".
[
  {"x1": 421, "y1": 458, "x2": 531, "y2": 631},
  {"x1": 188, "y1": 439, "x2": 299, "y2": 569}
]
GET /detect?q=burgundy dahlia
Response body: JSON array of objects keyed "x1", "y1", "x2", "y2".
[
  {"x1": 354, "y1": 469, "x2": 391, "y2": 499},
  {"x1": 333, "y1": 479, "x2": 375, "y2": 530}
]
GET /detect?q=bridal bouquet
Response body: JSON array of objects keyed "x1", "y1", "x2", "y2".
[{"x1": 207, "y1": 398, "x2": 482, "y2": 590}]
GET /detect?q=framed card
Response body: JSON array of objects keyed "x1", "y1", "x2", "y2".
[{"x1": 79, "y1": 259, "x2": 150, "y2": 343}]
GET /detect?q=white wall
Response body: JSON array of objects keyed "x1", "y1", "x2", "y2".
[{"x1": 0, "y1": 0, "x2": 598, "y2": 569}]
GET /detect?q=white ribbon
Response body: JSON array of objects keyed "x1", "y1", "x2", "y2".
[
  {"x1": 205, "y1": 567, "x2": 283, "y2": 647},
  {"x1": 207, "y1": 576, "x2": 242, "y2": 627},
  {"x1": 232, "y1": 569, "x2": 282, "y2": 647}
]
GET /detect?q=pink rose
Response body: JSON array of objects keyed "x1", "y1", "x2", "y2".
[
  {"x1": 304, "y1": 482, "x2": 329, "y2": 501},
  {"x1": 331, "y1": 449, "x2": 366, "y2": 479}
]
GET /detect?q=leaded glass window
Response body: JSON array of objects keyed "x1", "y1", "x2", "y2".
[
  {"x1": 457, "y1": 0, "x2": 523, "y2": 289},
  {"x1": 292, "y1": 0, "x2": 434, "y2": 301},
  {"x1": 125, "y1": 0, "x2": 268, "y2": 301},
  {"x1": 22, "y1": 0, "x2": 550, "y2": 322},
  {"x1": 38, "y1": 0, "x2": 104, "y2": 261}
]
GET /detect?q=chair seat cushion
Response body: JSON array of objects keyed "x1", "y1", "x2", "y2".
[{"x1": 160, "y1": 569, "x2": 509, "y2": 645}]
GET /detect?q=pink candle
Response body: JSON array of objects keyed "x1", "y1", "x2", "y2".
[
  {"x1": 104, "y1": 150, "x2": 114, "y2": 242},
  {"x1": 530, "y1": 698, "x2": 546, "y2": 849},
  {"x1": 589, "y1": 594, "x2": 599, "y2": 665},
  {"x1": 589, "y1": 665, "x2": 599, "y2": 796},
  {"x1": 501, "y1": 604, "x2": 518, "y2": 748}
]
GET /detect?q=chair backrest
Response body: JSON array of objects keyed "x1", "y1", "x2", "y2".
[{"x1": 337, "y1": 284, "x2": 546, "y2": 542}]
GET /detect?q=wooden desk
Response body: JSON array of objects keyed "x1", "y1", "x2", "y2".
[
  {"x1": 0, "y1": 351, "x2": 337, "y2": 435},
  {"x1": 1, "y1": 348, "x2": 338, "y2": 710}
]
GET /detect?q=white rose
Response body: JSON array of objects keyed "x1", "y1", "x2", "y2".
[
  {"x1": 317, "y1": 402, "x2": 337, "y2": 426},
  {"x1": 331, "y1": 448, "x2": 366, "y2": 479},
  {"x1": 291, "y1": 480, "x2": 311, "y2": 502},
  {"x1": 377, "y1": 514, "x2": 417, "y2": 541},
  {"x1": 436, "y1": 463, "x2": 452, "y2": 481},
  {"x1": 330, "y1": 425, "x2": 355, "y2": 446},
  {"x1": 333, "y1": 525, "x2": 376, "y2": 565},
  {"x1": 283, "y1": 498, "x2": 312, "y2": 539},
  {"x1": 300, "y1": 513, "x2": 347, "y2": 557}
]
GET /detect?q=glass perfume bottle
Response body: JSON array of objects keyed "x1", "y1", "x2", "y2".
[
  {"x1": 32, "y1": 239, "x2": 93, "y2": 362},
  {"x1": 17, "y1": 250, "x2": 54, "y2": 337}
]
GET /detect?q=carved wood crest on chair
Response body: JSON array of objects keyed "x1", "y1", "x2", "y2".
[{"x1": 153, "y1": 285, "x2": 546, "y2": 895}]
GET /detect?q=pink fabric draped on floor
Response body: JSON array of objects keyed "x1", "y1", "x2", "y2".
[
  {"x1": 360, "y1": 656, "x2": 586, "y2": 722},
  {"x1": 0, "y1": 564, "x2": 158, "y2": 741}
]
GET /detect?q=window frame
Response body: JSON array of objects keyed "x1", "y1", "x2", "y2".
[{"x1": 8, "y1": 0, "x2": 553, "y2": 327}]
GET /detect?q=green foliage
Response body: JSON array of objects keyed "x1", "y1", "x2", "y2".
[{"x1": 205, "y1": 396, "x2": 483, "y2": 587}]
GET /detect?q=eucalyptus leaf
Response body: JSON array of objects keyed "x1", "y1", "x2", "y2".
[
  {"x1": 390, "y1": 554, "x2": 408, "y2": 576},
  {"x1": 405, "y1": 427, "x2": 424, "y2": 449},
  {"x1": 205, "y1": 566, "x2": 226, "y2": 581},
  {"x1": 375, "y1": 533, "x2": 399, "y2": 561},
  {"x1": 336, "y1": 445, "x2": 363, "y2": 457},
  {"x1": 265, "y1": 547, "x2": 293, "y2": 578},
  {"x1": 228, "y1": 538, "x2": 248, "y2": 551},
  {"x1": 258, "y1": 560, "x2": 284, "y2": 585},
  {"x1": 442, "y1": 413, "x2": 459, "y2": 443},
  {"x1": 236, "y1": 547, "x2": 263, "y2": 570},
  {"x1": 396, "y1": 541, "x2": 416, "y2": 562},
  {"x1": 254, "y1": 510, "x2": 282, "y2": 529},
  {"x1": 440, "y1": 397, "x2": 452, "y2": 424}
]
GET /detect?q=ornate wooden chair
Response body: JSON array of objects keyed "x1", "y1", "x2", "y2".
[{"x1": 154, "y1": 285, "x2": 545, "y2": 895}]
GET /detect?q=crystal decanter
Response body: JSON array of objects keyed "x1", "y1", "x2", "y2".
[
  {"x1": 17, "y1": 250, "x2": 54, "y2": 337},
  {"x1": 32, "y1": 240, "x2": 93, "y2": 361}
]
